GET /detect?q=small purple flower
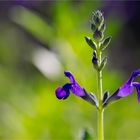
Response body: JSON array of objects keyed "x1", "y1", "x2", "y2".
[
  {"x1": 55, "y1": 71, "x2": 85, "y2": 99},
  {"x1": 104, "y1": 69, "x2": 140, "y2": 106},
  {"x1": 117, "y1": 69, "x2": 140, "y2": 101}
]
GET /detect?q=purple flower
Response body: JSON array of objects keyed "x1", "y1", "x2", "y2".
[
  {"x1": 55, "y1": 71, "x2": 85, "y2": 99},
  {"x1": 104, "y1": 69, "x2": 140, "y2": 106},
  {"x1": 117, "y1": 69, "x2": 140, "y2": 101}
]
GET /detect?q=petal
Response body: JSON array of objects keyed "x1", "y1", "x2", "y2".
[
  {"x1": 64, "y1": 71, "x2": 85, "y2": 97},
  {"x1": 103, "y1": 70, "x2": 140, "y2": 107},
  {"x1": 55, "y1": 87, "x2": 66, "y2": 99},
  {"x1": 117, "y1": 83, "x2": 134, "y2": 97},
  {"x1": 117, "y1": 69, "x2": 140, "y2": 97},
  {"x1": 64, "y1": 71, "x2": 75, "y2": 83},
  {"x1": 63, "y1": 84, "x2": 71, "y2": 99},
  {"x1": 133, "y1": 82, "x2": 140, "y2": 102},
  {"x1": 55, "y1": 84, "x2": 71, "y2": 99},
  {"x1": 127, "y1": 69, "x2": 140, "y2": 84},
  {"x1": 70, "y1": 83, "x2": 85, "y2": 96}
]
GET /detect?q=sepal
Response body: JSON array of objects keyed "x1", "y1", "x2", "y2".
[
  {"x1": 81, "y1": 89, "x2": 99, "y2": 108},
  {"x1": 100, "y1": 36, "x2": 112, "y2": 51},
  {"x1": 103, "y1": 89, "x2": 121, "y2": 108},
  {"x1": 100, "y1": 23, "x2": 106, "y2": 33},
  {"x1": 102, "y1": 91, "x2": 109, "y2": 103},
  {"x1": 99, "y1": 57, "x2": 107, "y2": 71},
  {"x1": 85, "y1": 36, "x2": 96, "y2": 50}
]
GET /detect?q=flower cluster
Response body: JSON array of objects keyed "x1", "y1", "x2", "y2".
[
  {"x1": 85, "y1": 11, "x2": 111, "y2": 71},
  {"x1": 55, "y1": 10, "x2": 140, "y2": 108},
  {"x1": 54, "y1": 10, "x2": 140, "y2": 140},
  {"x1": 55, "y1": 69, "x2": 140, "y2": 107}
]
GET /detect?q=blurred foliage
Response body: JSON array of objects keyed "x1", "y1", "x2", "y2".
[{"x1": 0, "y1": 1, "x2": 140, "y2": 140}]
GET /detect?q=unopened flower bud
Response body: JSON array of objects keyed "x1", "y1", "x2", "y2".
[
  {"x1": 102, "y1": 91, "x2": 109, "y2": 103},
  {"x1": 92, "y1": 51, "x2": 99, "y2": 70},
  {"x1": 92, "y1": 51, "x2": 97, "y2": 64},
  {"x1": 93, "y1": 29, "x2": 103, "y2": 41},
  {"x1": 91, "y1": 10, "x2": 104, "y2": 28}
]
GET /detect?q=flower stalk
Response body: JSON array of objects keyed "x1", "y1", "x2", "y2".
[
  {"x1": 89, "y1": 10, "x2": 106, "y2": 139},
  {"x1": 97, "y1": 44, "x2": 104, "y2": 140}
]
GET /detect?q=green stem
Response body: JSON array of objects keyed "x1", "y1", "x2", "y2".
[{"x1": 97, "y1": 47, "x2": 104, "y2": 140}]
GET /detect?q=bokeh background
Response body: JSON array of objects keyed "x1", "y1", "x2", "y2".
[{"x1": 0, "y1": 1, "x2": 140, "y2": 140}]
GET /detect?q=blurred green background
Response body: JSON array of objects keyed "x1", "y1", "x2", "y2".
[{"x1": 0, "y1": 1, "x2": 140, "y2": 140}]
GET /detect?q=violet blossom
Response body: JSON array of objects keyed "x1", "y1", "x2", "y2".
[
  {"x1": 55, "y1": 71, "x2": 98, "y2": 107},
  {"x1": 104, "y1": 69, "x2": 140, "y2": 106},
  {"x1": 55, "y1": 71, "x2": 85, "y2": 99}
]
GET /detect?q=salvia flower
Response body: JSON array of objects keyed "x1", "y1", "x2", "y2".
[
  {"x1": 55, "y1": 71, "x2": 98, "y2": 107},
  {"x1": 103, "y1": 69, "x2": 140, "y2": 107},
  {"x1": 55, "y1": 71, "x2": 85, "y2": 99}
]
